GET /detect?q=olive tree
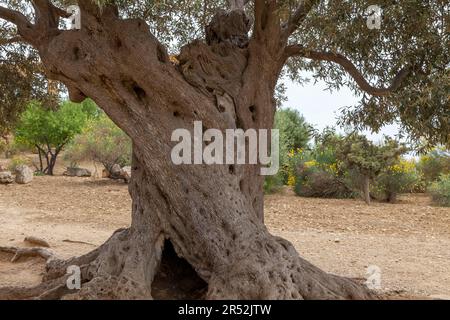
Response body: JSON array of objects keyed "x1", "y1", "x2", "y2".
[
  {"x1": 0, "y1": 0, "x2": 448, "y2": 300},
  {"x1": 334, "y1": 134, "x2": 407, "y2": 205}
]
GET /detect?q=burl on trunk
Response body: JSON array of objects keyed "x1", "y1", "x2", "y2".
[{"x1": 0, "y1": 2, "x2": 374, "y2": 300}]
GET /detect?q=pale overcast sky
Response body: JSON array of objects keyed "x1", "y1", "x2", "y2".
[{"x1": 282, "y1": 79, "x2": 400, "y2": 144}]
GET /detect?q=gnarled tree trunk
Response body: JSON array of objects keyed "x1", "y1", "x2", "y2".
[{"x1": 0, "y1": 2, "x2": 375, "y2": 300}]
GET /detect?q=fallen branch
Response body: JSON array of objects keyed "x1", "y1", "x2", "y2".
[{"x1": 0, "y1": 246, "x2": 56, "y2": 263}]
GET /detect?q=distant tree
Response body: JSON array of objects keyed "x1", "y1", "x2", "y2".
[
  {"x1": 418, "y1": 148, "x2": 450, "y2": 184},
  {"x1": 275, "y1": 108, "x2": 312, "y2": 183},
  {"x1": 79, "y1": 98, "x2": 103, "y2": 120},
  {"x1": 334, "y1": 134, "x2": 407, "y2": 205},
  {"x1": 429, "y1": 174, "x2": 450, "y2": 207},
  {"x1": 374, "y1": 159, "x2": 420, "y2": 203},
  {"x1": 275, "y1": 108, "x2": 312, "y2": 153},
  {"x1": 311, "y1": 127, "x2": 342, "y2": 166},
  {"x1": 15, "y1": 101, "x2": 88, "y2": 175}
]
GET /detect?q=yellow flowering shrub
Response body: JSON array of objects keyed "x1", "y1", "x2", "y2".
[
  {"x1": 304, "y1": 160, "x2": 318, "y2": 168},
  {"x1": 389, "y1": 160, "x2": 416, "y2": 174},
  {"x1": 287, "y1": 175, "x2": 296, "y2": 187},
  {"x1": 374, "y1": 159, "x2": 420, "y2": 202}
]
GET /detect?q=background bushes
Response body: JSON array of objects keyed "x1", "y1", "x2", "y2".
[
  {"x1": 294, "y1": 163, "x2": 354, "y2": 199},
  {"x1": 418, "y1": 149, "x2": 450, "y2": 184},
  {"x1": 373, "y1": 160, "x2": 420, "y2": 203},
  {"x1": 429, "y1": 175, "x2": 450, "y2": 207},
  {"x1": 275, "y1": 108, "x2": 312, "y2": 185},
  {"x1": 64, "y1": 115, "x2": 132, "y2": 172},
  {"x1": 7, "y1": 155, "x2": 32, "y2": 172},
  {"x1": 268, "y1": 111, "x2": 450, "y2": 207}
]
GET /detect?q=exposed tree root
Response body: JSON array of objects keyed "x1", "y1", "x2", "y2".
[
  {"x1": 62, "y1": 239, "x2": 96, "y2": 246},
  {"x1": 0, "y1": 228, "x2": 377, "y2": 300},
  {"x1": 24, "y1": 236, "x2": 51, "y2": 248},
  {"x1": 0, "y1": 229, "x2": 131, "y2": 300}
]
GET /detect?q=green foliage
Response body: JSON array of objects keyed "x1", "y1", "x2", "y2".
[
  {"x1": 417, "y1": 148, "x2": 450, "y2": 184},
  {"x1": 334, "y1": 134, "x2": 407, "y2": 179},
  {"x1": 310, "y1": 128, "x2": 342, "y2": 168},
  {"x1": 289, "y1": 0, "x2": 449, "y2": 147},
  {"x1": 64, "y1": 115, "x2": 132, "y2": 171},
  {"x1": 333, "y1": 133, "x2": 408, "y2": 203},
  {"x1": 294, "y1": 162, "x2": 354, "y2": 199},
  {"x1": 429, "y1": 174, "x2": 450, "y2": 207},
  {"x1": 274, "y1": 108, "x2": 312, "y2": 184},
  {"x1": 263, "y1": 173, "x2": 285, "y2": 195},
  {"x1": 15, "y1": 101, "x2": 88, "y2": 150},
  {"x1": 1, "y1": 0, "x2": 60, "y2": 134},
  {"x1": 14, "y1": 100, "x2": 89, "y2": 174},
  {"x1": 33, "y1": 171, "x2": 45, "y2": 177},
  {"x1": 293, "y1": 129, "x2": 354, "y2": 199},
  {"x1": 0, "y1": 48, "x2": 56, "y2": 135},
  {"x1": 0, "y1": 1, "x2": 448, "y2": 147},
  {"x1": 373, "y1": 160, "x2": 420, "y2": 202},
  {"x1": 292, "y1": 129, "x2": 412, "y2": 202},
  {"x1": 80, "y1": 99, "x2": 103, "y2": 120},
  {"x1": 275, "y1": 108, "x2": 312, "y2": 158}
]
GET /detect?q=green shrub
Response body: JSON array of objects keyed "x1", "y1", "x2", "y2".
[
  {"x1": 283, "y1": 148, "x2": 312, "y2": 187},
  {"x1": 65, "y1": 115, "x2": 132, "y2": 172},
  {"x1": 429, "y1": 174, "x2": 450, "y2": 207},
  {"x1": 334, "y1": 134, "x2": 407, "y2": 205},
  {"x1": 289, "y1": 128, "x2": 415, "y2": 204},
  {"x1": 264, "y1": 173, "x2": 285, "y2": 194},
  {"x1": 373, "y1": 160, "x2": 420, "y2": 203},
  {"x1": 418, "y1": 149, "x2": 450, "y2": 184},
  {"x1": 275, "y1": 108, "x2": 312, "y2": 184},
  {"x1": 294, "y1": 162, "x2": 354, "y2": 199}
]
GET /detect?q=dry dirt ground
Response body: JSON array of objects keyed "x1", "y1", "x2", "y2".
[{"x1": 0, "y1": 164, "x2": 449, "y2": 299}]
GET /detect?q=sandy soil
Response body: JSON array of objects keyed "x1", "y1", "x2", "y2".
[{"x1": 0, "y1": 171, "x2": 449, "y2": 299}]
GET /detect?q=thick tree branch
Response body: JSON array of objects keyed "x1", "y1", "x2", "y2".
[
  {"x1": 0, "y1": 6, "x2": 37, "y2": 43},
  {"x1": 0, "y1": 2, "x2": 70, "y2": 46},
  {"x1": 252, "y1": 0, "x2": 284, "y2": 55},
  {"x1": 32, "y1": 0, "x2": 60, "y2": 28},
  {"x1": 31, "y1": 0, "x2": 72, "y2": 39},
  {"x1": 0, "y1": 6, "x2": 31, "y2": 29},
  {"x1": 285, "y1": 45, "x2": 411, "y2": 96},
  {"x1": 253, "y1": 0, "x2": 265, "y2": 36},
  {"x1": 283, "y1": 0, "x2": 319, "y2": 37}
]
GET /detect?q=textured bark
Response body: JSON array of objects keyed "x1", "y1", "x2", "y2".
[{"x1": 0, "y1": 3, "x2": 376, "y2": 300}]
